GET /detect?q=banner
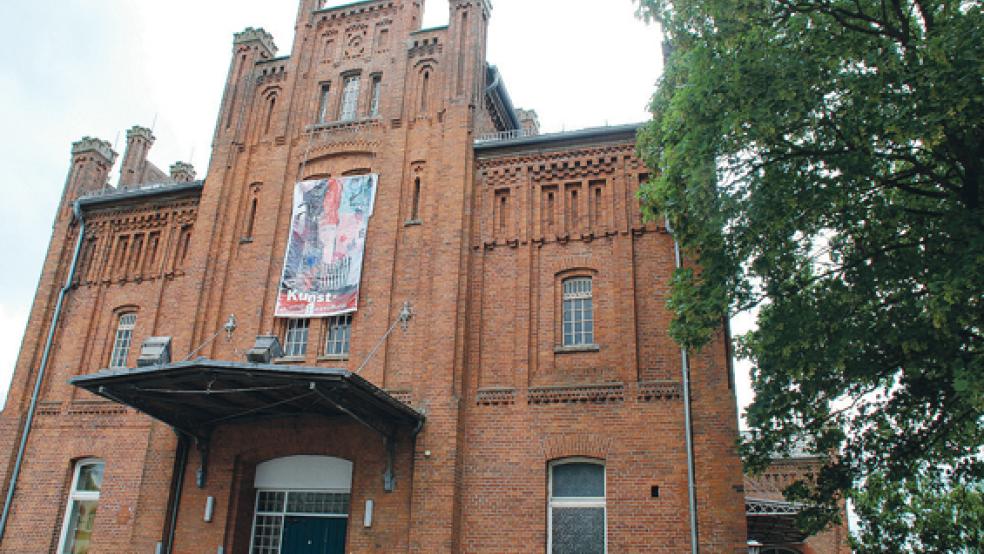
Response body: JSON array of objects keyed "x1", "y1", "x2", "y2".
[{"x1": 275, "y1": 174, "x2": 377, "y2": 317}]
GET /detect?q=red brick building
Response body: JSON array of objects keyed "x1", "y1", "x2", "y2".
[{"x1": 0, "y1": 0, "x2": 823, "y2": 552}]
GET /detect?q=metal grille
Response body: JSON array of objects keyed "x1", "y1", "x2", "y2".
[
  {"x1": 562, "y1": 278, "x2": 594, "y2": 346},
  {"x1": 109, "y1": 313, "x2": 136, "y2": 368},
  {"x1": 283, "y1": 318, "x2": 310, "y2": 357},
  {"x1": 324, "y1": 314, "x2": 352, "y2": 357},
  {"x1": 340, "y1": 76, "x2": 360, "y2": 121}
]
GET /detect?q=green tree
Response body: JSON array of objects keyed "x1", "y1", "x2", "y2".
[{"x1": 634, "y1": 0, "x2": 983, "y2": 547}]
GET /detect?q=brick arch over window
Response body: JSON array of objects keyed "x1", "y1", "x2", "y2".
[
  {"x1": 540, "y1": 434, "x2": 611, "y2": 462},
  {"x1": 300, "y1": 151, "x2": 376, "y2": 180},
  {"x1": 258, "y1": 86, "x2": 281, "y2": 136}
]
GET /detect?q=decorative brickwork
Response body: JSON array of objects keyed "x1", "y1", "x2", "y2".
[
  {"x1": 475, "y1": 387, "x2": 516, "y2": 406},
  {"x1": 637, "y1": 380, "x2": 683, "y2": 401},
  {"x1": 527, "y1": 383, "x2": 625, "y2": 405}
]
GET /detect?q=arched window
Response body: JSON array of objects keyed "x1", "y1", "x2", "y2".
[
  {"x1": 339, "y1": 75, "x2": 360, "y2": 121},
  {"x1": 264, "y1": 95, "x2": 276, "y2": 135},
  {"x1": 58, "y1": 458, "x2": 105, "y2": 554},
  {"x1": 420, "y1": 70, "x2": 430, "y2": 112},
  {"x1": 411, "y1": 177, "x2": 422, "y2": 222},
  {"x1": 109, "y1": 313, "x2": 136, "y2": 368},
  {"x1": 369, "y1": 74, "x2": 382, "y2": 117},
  {"x1": 562, "y1": 277, "x2": 594, "y2": 347},
  {"x1": 548, "y1": 459, "x2": 605, "y2": 553},
  {"x1": 317, "y1": 82, "x2": 331, "y2": 124}
]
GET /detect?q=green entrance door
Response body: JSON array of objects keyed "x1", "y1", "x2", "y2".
[{"x1": 281, "y1": 516, "x2": 347, "y2": 554}]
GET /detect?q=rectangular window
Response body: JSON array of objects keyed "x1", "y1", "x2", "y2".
[
  {"x1": 58, "y1": 459, "x2": 105, "y2": 554},
  {"x1": 339, "y1": 75, "x2": 360, "y2": 121},
  {"x1": 549, "y1": 460, "x2": 605, "y2": 554},
  {"x1": 369, "y1": 75, "x2": 382, "y2": 117},
  {"x1": 109, "y1": 313, "x2": 136, "y2": 368},
  {"x1": 562, "y1": 277, "x2": 594, "y2": 347},
  {"x1": 283, "y1": 318, "x2": 310, "y2": 357},
  {"x1": 317, "y1": 82, "x2": 331, "y2": 123},
  {"x1": 324, "y1": 314, "x2": 352, "y2": 357}
]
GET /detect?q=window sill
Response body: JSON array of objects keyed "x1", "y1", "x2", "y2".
[
  {"x1": 404, "y1": 219, "x2": 422, "y2": 227},
  {"x1": 317, "y1": 354, "x2": 350, "y2": 362},
  {"x1": 273, "y1": 356, "x2": 306, "y2": 364},
  {"x1": 554, "y1": 344, "x2": 600, "y2": 354}
]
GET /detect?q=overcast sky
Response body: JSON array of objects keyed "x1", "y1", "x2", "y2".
[{"x1": 0, "y1": 0, "x2": 753, "y2": 416}]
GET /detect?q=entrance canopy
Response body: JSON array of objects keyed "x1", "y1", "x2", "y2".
[{"x1": 69, "y1": 359, "x2": 423, "y2": 443}]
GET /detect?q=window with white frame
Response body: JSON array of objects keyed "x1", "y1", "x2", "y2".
[
  {"x1": 58, "y1": 459, "x2": 105, "y2": 554},
  {"x1": 562, "y1": 277, "x2": 594, "y2": 346},
  {"x1": 109, "y1": 313, "x2": 136, "y2": 368},
  {"x1": 283, "y1": 318, "x2": 310, "y2": 357},
  {"x1": 548, "y1": 459, "x2": 606, "y2": 553},
  {"x1": 369, "y1": 75, "x2": 382, "y2": 117},
  {"x1": 339, "y1": 75, "x2": 360, "y2": 121},
  {"x1": 324, "y1": 314, "x2": 352, "y2": 357},
  {"x1": 317, "y1": 82, "x2": 331, "y2": 123}
]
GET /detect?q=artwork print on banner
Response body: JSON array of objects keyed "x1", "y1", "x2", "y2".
[{"x1": 275, "y1": 174, "x2": 377, "y2": 317}]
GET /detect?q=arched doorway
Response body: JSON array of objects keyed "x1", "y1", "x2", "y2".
[{"x1": 249, "y1": 455, "x2": 353, "y2": 554}]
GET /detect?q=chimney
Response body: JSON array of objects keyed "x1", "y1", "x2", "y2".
[
  {"x1": 118, "y1": 126, "x2": 156, "y2": 188},
  {"x1": 67, "y1": 137, "x2": 117, "y2": 199},
  {"x1": 516, "y1": 109, "x2": 540, "y2": 137},
  {"x1": 169, "y1": 161, "x2": 196, "y2": 183}
]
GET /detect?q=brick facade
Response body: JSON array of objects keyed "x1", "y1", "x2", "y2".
[{"x1": 0, "y1": 1, "x2": 760, "y2": 552}]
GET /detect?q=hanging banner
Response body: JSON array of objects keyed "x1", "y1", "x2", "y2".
[{"x1": 275, "y1": 174, "x2": 377, "y2": 317}]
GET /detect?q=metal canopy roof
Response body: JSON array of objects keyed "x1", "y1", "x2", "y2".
[
  {"x1": 746, "y1": 498, "x2": 809, "y2": 545},
  {"x1": 69, "y1": 359, "x2": 423, "y2": 443}
]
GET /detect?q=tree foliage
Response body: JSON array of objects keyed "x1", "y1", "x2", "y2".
[{"x1": 634, "y1": 0, "x2": 983, "y2": 547}]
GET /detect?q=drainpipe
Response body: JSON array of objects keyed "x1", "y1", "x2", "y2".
[
  {"x1": 668, "y1": 218, "x2": 699, "y2": 554},
  {"x1": 0, "y1": 200, "x2": 86, "y2": 542}
]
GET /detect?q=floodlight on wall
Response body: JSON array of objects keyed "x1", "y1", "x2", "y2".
[
  {"x1": 246, "y1": 335, "x2": 284, "y2": 364},
  {"x1": 137, "y1": 336, "x2": 172, "y2": 367}
]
